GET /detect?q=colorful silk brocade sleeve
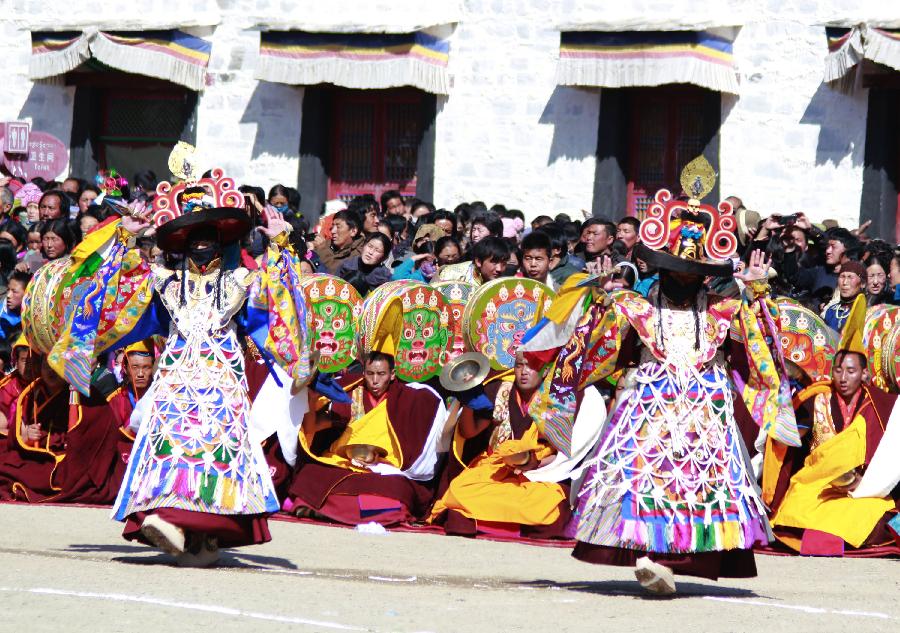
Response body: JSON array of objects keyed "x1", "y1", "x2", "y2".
[
  {"x1": 734, "y1": 279, "x2": 801, "y2": 447},
  {"x1": 49, "y1": 226, "x2": 155, "y2": 395},
  {"x1": 527, "y1": 295, "x2": 627, "y2": 457},
  {"x1": 245, "y1": 235, "x2": 312, "y2": 388}
]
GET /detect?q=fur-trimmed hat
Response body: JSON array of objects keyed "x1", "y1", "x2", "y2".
[{"x1": 840, "y1": 260, "x2": 867, "y2": 284}]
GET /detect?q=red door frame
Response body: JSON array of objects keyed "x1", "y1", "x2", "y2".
[
  {"x1": 66, "y1": 68, "x2": 192, "y2": 171},
  {"x1": 625, "y1": 86, "x2": 706, "y2": 218},
  {"x1": 327, "y1": 87, "x2": 422, "y2": 201}
]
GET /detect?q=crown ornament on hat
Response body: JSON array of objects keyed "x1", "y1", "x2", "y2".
[
  {"x1": 91, "y1": 168, "x2": 130, "y2": 213},
  {"x1": 638, "y1": 155, "x2": 738, "y2": 263},
  {"x1": 152, "y1": 141, "x2": 243, "y2": 229},
  {"x1": 95, "y1": 169, "x2": 128, "y2": 198}
]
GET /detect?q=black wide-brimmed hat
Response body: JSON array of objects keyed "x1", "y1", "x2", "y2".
[
  {"x1": 633, "y1": 242, "x2": 733, "y2": 278},
  {"x1": 155, "y1": 206, "x2": 250, "y2": 253}
]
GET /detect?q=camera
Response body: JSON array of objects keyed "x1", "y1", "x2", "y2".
[{"x1": 777, "y1": 214, "x2": 798, "y2": 226}]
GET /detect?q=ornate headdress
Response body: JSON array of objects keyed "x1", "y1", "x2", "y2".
[
  {"x1": 633, "y1": 155, "x2": 737, "y2": 277},
  {"x1": 153, "y1": 142, "x2": 249, "y2": 253}
]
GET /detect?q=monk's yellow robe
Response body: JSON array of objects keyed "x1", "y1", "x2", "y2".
[
  {"x1": 771, "y1": 385, "x2": 895, "y2": 550},
  {"x1": 430, "y1": 377, "x2": 568, "y2": 527}
]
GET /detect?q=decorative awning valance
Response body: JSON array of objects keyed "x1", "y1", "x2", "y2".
[
  {"x1": 556, "y1": 30, "x2": 739, "y2": 94},
  {"x1": 825, "y1": 25, "x2": 900, "y2": 91},
  {"x1": 255, "y1": 30, "x2": 450, "y2": 95},
  {"x1": 29, "y1": 29, "x2": 212, "y2": 91}
]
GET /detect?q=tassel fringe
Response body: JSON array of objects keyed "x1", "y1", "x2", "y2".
[
  {"x1": 557, "y1": 55, "x2": 739, "y2": 94},
  {"x1": 30, "y1": 31, "x2": 207, "y2": 90},
  {"x1": 256, "y1": 55, "x2": 449, "y2": 94},
  {"x1": 90, "y1": 33, "x2": 207, "y2": 91},
  {"x1": 29, "y1": 34, "x2": 90, "y2": 79}
]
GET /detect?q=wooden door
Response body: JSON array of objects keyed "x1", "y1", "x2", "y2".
[
  {"x1": 625, "y1": 86, "x2": 709, "y2": 219},
  {"x1": 327, "y1": 88, "x2": 424, "y2": 201}
]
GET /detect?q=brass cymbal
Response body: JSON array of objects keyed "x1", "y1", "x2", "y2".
[{"x1": 439, "y1": 352, "x2": 491, "y2": 392}]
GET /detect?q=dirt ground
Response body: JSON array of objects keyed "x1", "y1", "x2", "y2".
[{"x1": 0, "y1": 504, "x2": 897, "y2": 633}]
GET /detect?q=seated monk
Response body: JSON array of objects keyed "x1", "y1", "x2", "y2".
[
  {"x1": 285, "y1": 351, "x2": 447, "y2": 525},
  {"x1": 768, "y1": 304, "x2": 900, "y2": 556},
  {"x1": 0, "y1": 355, "x2": 122, "y2": 504},
  {"x1": 430, "y1": 351, "x2": 603, "y2": 539},
  {"x1": 105, "y1": 340, "x2": 156, "y2": 490},
  {"x1": 0, "y1": 336, "x2": 39, "y2": 456}
]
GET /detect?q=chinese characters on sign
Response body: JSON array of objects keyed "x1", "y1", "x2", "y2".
[
  {"x1": 3, "y1": 122, "x2": 30, "y2": 154},
  {"x1": 1, "y1": 131, "x2": 67, "y2": 181}
]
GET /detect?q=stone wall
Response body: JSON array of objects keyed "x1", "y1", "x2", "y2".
[
  {"x1": 194, "y1": 18, "x2": 304, "y2": 187},
  {"x1": 720, "y1": 18, "x2": 869, "y2": 227},
  {"x1": 0, "y1": 17, "x2": 75, "y2": 164},
  {"x1": 0, "y1": 0, "x2": 897, "y2": 229},
  {"x1": 430, "y1": 0, "x2": 601, "y2": 219}
]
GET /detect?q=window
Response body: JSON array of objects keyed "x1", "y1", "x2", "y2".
[
  {"x1": 67, "y1": 65, "x2": 196, "y2": 181},
  {"x1": 328, "y1": 88, "x2": 424, "y2": 201},
  {"x1": 625, "y1": 86, "x2": 712, "y2": 218},
  {"x1": 97, "y1": 89, "x2": 195, "y2": 179}
]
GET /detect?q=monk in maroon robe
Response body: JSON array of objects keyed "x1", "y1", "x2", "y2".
[
  {"x1": 286, "y1": 352, "x2": 445, "y2": 525},
  {"x1": 0, "y1": 339, "x2": 39, "y2": 457},
  {"x1": 0, "y1": 356, "x2": 122, "y2": 504},
  {"x1": 431, "y1": 358, "x2": 573, "y2": 540},
  {"x1": 105, "y1": 341, "x2": 156, "y2": 493},
  {"x1": 767, "y1": 350, "x2": 900, "y2": 556}
]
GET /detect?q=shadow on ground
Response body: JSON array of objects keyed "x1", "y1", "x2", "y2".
[
  {"x1": 57, "y1": 542, "x2": 764, "y2": 598},
  {"x1": 516, "y1": 578, "x2": 760, "y2": 600},
  {"x1": 61, "y1": 543, "x2": 299, "y2": 570}
]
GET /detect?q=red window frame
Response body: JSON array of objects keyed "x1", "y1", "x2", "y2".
[
  {"x1": 625, "y1": 86, "x2": 708, "y2": 219},
  {"x1": 327, "y1": 88, "x2": 423, "y2": 201}
]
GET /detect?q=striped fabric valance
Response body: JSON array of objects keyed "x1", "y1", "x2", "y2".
[
  {"x1": 30, "y1": 29, "x2": 212, "y2": 91},
  {"x1": 557, "y1": 30, "x2": 739, "y2": 94},
  {"x1": 256, "y1": 30, "x2": 450, "y2": 94},
  {"x1": 825, "y1": 25, "x2": 900, "y2": 91}
]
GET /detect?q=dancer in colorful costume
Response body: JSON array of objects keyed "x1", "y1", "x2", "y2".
[
  {"x1": 769, "y1": 295, "x2": 900, "y2": 556},
  {"x1": 523, "y1": 157, "x2": 799, "y2": 594},
  {"x1": 51, "y1": 147, "x2": 311, "y2": 566}
]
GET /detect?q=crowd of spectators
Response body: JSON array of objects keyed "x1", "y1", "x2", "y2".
[{"x1": 0, "y1": 172, "x2": 882, "y2": 381}]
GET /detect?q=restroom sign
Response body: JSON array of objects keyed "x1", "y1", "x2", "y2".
[
  {"x1": 3, "y1": 122, "x2": 30, "y2": 154},
  {"x1": 1, "y1": 131, "x2": 67, "y2": 181}
]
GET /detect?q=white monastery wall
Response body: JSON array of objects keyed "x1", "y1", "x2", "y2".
[
  {"x1": 431, "y1": 0, "x2": 601, "y2": 218},
  {"x1": 0, "y1": 0, "x2": 897, "y2": 227}
]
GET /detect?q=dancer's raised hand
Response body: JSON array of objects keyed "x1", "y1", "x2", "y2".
[
  {"x1": 734, "y1": 249, "x2": 771, "y2": 282},
  {"x1": 260, "y1": 204, "x2": 291, "y2": 238}
]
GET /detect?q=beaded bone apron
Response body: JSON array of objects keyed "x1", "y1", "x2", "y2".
[{"x1": 115, "y1": 265, "x2": 279, "y2": 518}]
